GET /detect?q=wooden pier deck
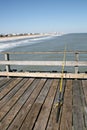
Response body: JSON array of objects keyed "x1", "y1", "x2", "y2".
[{"x1": 0, "y1": 77, "x2": 87, "y2": 130}]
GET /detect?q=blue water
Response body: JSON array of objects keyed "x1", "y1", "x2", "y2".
[
  {"x1": 9, "y1": 33, "x2": 87, "y2": 52},
  {"x1": 0, "y1": 35, "x2": 54, "y2": 52},
  {"x1": 0, "y1": 33, "x2": 87, "y2": 72}
]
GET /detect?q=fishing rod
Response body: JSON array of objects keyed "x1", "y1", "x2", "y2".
[{"x1": 56, "y1": 45, "x2": 66, "y2": 123}]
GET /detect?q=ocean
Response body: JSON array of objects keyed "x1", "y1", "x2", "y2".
[{"x1": 0, "y1": 33, "x2": 87, "y2": 72}]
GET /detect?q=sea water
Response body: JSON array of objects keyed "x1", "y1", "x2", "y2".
[{"x1": 0, "y1": 33, "x2": 87, "y2": 72}]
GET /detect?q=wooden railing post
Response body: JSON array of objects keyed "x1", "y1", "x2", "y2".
[
  {"x1": 75, "y1": 52, "x2": 79, "y2": 73},
  {"x1": 5, "y1": 53, "x2": 10, "y2": 72}
]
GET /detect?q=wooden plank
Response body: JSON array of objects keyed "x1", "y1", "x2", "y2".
[
  {"x1": 36, "y1": 79, "x2": 53, "y2": 103},
  {"x1": 82, "y1": 80, "x2": 87, "y2": 104},
  {"x1": 46, "y1": 79, "x2": 59, "y2": 130},
  {"x1": 82, "y1": 80, "x2": 87, "y2": 128},
  {"x1": 20, "y1": 79, "x2": 53, "y2": 130},
  {"x1": 0, "y1": 78, "x2": 40, "y2": 130},
  {"x1": 0, "y1": 60, "x2": 87, "y2": 66},
  {"x1": 0, "y1": 78, "x2": 33, "y2": 121},
  {"x1": 0, "y1": 78, "x2": 12, "y2": 91},
  {"x1": 4, "y1": 53, "x2": 10, "y2": 72},
  {"x1": 59, "y1": 80, "x2": 72, "y2": 130},
  {"x1": 8, "y1": 79, "x2": 46, "y2": 130},
  {"x1": 33, "y1": 79, "x2": 58, "y2": 130},
  {"x1": 0, "y1": 51, "x2": 87, "y2": 55},
  {"x1": 46, "y1": 79, "x2": 66, "y2": 130},
  {"x1": 0, "y1": 78, "x2": 27, "y2": 110},
  {"x1": 72, "y1": 80, "x2": 85, "y2": 130},
  {"x1": 0, "y1": 72, "x2": 87, "y2": 79},
  {"x1": 0, "y1": 78, "x2": 9, "y2": 88},
  {"x1": 0, "y1": 78, "x2": 22, "y2": 100}
]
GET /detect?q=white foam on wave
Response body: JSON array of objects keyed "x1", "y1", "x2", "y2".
[
  {"x1": 0, "y1": 40, "x2": 29, "y2": 52},
  {"x1": 0, "y1": 35, "x2": 55, "y2": 52}
]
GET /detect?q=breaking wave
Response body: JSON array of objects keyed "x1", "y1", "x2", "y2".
[{"x1": 0, "y1": 35, "x2": 55, "y2": 52}]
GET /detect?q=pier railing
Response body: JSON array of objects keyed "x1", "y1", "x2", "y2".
[{"x1": 0, "y1": 51, "x2": 87, "y2": 79}]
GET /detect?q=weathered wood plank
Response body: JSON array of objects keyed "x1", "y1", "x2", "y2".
[
  {"x1": 0, "y1": 60, "x2": 87, "y2": 66},
  {"x1": 72, "y1": 80, "x2": 85, "y2": 130},
  {"x1": 46, "y1": 80, "x2": 66, "y2": 130},
  {"x1": 36, "y1": 79, "x2": 53, "y2": 103},
  {"x1": 0, "y1": 78, "x2": 12, "y2": 92},
  {"x1": 0, "y1": 78, "x2": 24, "y2": 109},
  {"x1": 0, "y1": 78, "x2": 40, "y2": 130},
  {"x1": 20, "y1": 79, "x2": 53, "y2": 130},
  {"x1": 21, "y1": 79, "x2": 52, "y2": 130},
  {"x1": 0, "y1": 51, "x2": 87, "y2": 55},
  {"x1": 33, "y1": 79, "x2": 58, "y2": 130},
  {"x1": 0, "y1": 78, "x2": 9, "y2": 88},
  {"x1": 82, "y1": 80, "x2": 87, "y2": 104},
  {"x1": 0, "y1": 78, "x2": 34, "y2": 121},
  {"x1": 82, "y1": 80, "x2": 87, "y2": 128},
  {"x1": 0, "y1": 78, "x2": 21, "y2": 100},
  {"x1": 59, "y1": 80, "x2": 72, "y2": 130},
  {"x1": 8, "y1": 79, "x2": 46, "y2": 130},
  {"x1": 0, "y1": 72, "x2": 87, "y2": 79},
  {"x1": 46, "y1": 79, "x2": 59, "y2": 130},
  {"x1": 1, "y1": 51, "x2": 87, "y2": 55}
]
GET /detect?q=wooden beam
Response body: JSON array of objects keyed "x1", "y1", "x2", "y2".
[
  {"x1": 0, "y1": 61, "x2": 87, "y2": 66},
  {"x1": 0, "y1": 51, "x2": 87, "y2": 55},
  {"x1": 4, "y1": 53, "x2": 10, "y2": 72},
  {"x1": 0, "y1": 72, "x2": 87, "y2": 79}
]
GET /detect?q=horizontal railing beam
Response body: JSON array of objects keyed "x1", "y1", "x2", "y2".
[
  {"x1": 0, "y1": 51, "x2": 87, "y2": 55},
  {"x1": 0, "y1": 61, "x2": 87, "y2": 66},
  {"x1": 0, "y1": 72, "x2": 87, "y2": 79}
]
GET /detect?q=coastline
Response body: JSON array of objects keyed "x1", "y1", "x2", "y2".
[
  {"x1": 0, "y1": 33, "x2": 60, "y2": 52},
  {"x1": 0, "y1": 34, "x2": 51, "y2": 42}
]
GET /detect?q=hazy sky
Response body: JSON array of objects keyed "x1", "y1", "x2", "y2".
[{"x1": 0, "y1": 0, "x2": 87, "y2": 34}]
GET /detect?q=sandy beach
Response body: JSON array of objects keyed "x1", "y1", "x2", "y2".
[{"x1": 0, "y1": 34, "x2": 50, "y2": 42}]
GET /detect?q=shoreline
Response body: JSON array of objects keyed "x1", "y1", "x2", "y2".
[{"x1": 0, "y1": 34, "x2": 51, "y2": 42}]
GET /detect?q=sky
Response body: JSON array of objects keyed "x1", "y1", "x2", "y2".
[{"x1": 0, "y1": 0, "x2": 87, "y2": 34}]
